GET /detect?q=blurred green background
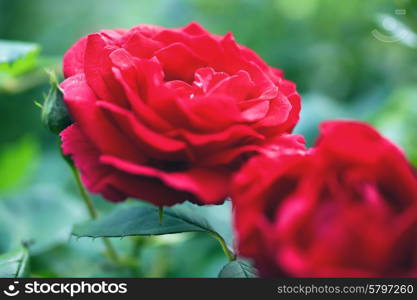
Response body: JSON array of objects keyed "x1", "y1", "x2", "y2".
[{"x1": 0, "y1": 0, "x2": 416, "y2": 277}]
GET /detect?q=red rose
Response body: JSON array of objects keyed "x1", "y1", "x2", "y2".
[
  {"x1": 233, "y1": 121, "x2": 417, "y2": 277},
  {"x1": 59, "y1": 22, "x2": 300, "y2": 206}
]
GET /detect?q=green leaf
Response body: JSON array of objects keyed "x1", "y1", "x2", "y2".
[
  {"x1": 73, "y1": 203, "x2": 219, "y2": 238},
  {"x1": 0, "y1": 185, "x2": 85, "y2": 254},
  {"x1": 218, "y1": 259, "x2": 257, "y2": 278},
  {"x1": 40, "y1": 71, "x2": 72, "y2": 134},
  {"x1": 0, "y1": 136, "x2": 39, "y2": 194},
  {"x1": 0, "y1": 246, "x2": 29, "y2": 278},
  {"x1": 0, "y1": 40, "x2": 40, "y2": 76}
]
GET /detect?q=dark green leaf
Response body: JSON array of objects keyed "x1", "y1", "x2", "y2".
[
  {"x1": 73, "y1": 203, "x2": 219, "y2": 238},
  {"x1": 0, "y1": 246, "x2": 29, "y2": 278},
  {"x1": 218, "y1": 259, "x2": 257, "y2": 278},
  {"x1": 0, "y1": 40, "x2": 40, "y2": 76},
  {"x1": 41, "y1": 71, "x2": 72, "y2": 134}
]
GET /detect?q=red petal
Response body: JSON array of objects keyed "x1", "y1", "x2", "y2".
[
  {"x1": 201, "y1": 144, "x2": 263, "y2": 166},
  {"x1": 318, "y1": 121, "x2": 391, "y2": 164},
  {"x1": 101, "y1": 155, "x2": 231, "y2": 204},
  {"x1": 97, "y1": 101, "x2": 189, "y2": 160},
  {"x1": 181, "y1": 22, "x2": 210, "y2": 36},
  {"x1": 97, "y1": 172, "x2": 193, "y2": 206},
  {"x1": 60, "y1": 124, "x2": 125, "y2": 201},
  {"x1": 208, "y1": 70, "x2": 254, "y2": 100},
  {"x1": 239, "y1": 99, "x2": 270, "y2": 122},
  {"x1": 63, "y1": 36, "x2": 87, "y2": 78},
  {"x1": 121, "y1": 29, "x2": 163, "y2": 58},
  {"x1": 109, "y1": 49, "x2": 173, "y2": 131},
  {"x1": 127, "y1": 24, "x2": 164, "y2": 38},
  {"x1": 169, "y1": 124, "x2": 264, "y2": 148},
  {"x1": 193, "y1": 67, "x2": 229, "y2": 93},
  {"x1": 253, "y1": 93, "x2": 292, "y2": 130},
  {"x1": 100, "y1": 29, "x2": 126, "y2": 44},
  {"x1": 61, "y1": 74, "x2": 144, "y2": 163},
  {"x1": 61, "y1": 124, "x2": 191, "y2": 205},
  {"x1": 175, "y1": 94, "x2": 244, "y2": 132},
  {"x1": 155, "y1": 42, "x2": 206, "y2": 82},
  {"x1": 84, "y1": 33, "x2": 127, "y2": 107},
  {"x1": 154, "y1": 29, "x2": 222, "y2": 66}
]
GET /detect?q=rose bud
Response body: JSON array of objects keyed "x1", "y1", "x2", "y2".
[
  {"x1": 59, "y1": 22, "x2": 301, "y2": 206},
  {"x1": 233, "y1": 121, "x2": 417, "y2": 277},
  {"x1": 40, "y1": 71, "x2": 72, "y2": 134}
]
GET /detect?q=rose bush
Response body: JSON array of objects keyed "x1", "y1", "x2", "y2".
[
  {"x1": 59, "y1": 22, "x2": 301, "y2": 206},
  {"x1": 233, "y1": 121, "x2": 417, "y2": 277}
]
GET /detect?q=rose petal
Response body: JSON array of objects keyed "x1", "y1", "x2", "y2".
[
  {"x1": 60, "y1": 124, "x2": 125, "y2": 201},
  {"x1": 175, "y1": 94, "x2": 244, "y2": 132},
  {"x1": 97, "y1": 100, "x2": 189, "y2": 160},
  {"x1": 208, "y1": 70, "x2": 254, "y2": 100},
  {"x1": 122, "y1": 29, "x2": 163, "y2": 58},
  {"x1": 253, "y1": 93, "x2": 292, "y2": 130},
  {"x1": 61, "y1": 74, "x2": 144, "y2": 163},
  {"x1": 155, "y1": 42, "x2": 206, "y2": 82},
  {"x1": 101, "y1": 155, "x2": 231, "y2": 204},
  {"x1": 95, "y1": 172, "x2": 193, "y2": 206},
  {"x1": 109, "y1": 49, "x2": 173, "y2": 131},
  {"x1": 84, "y1": 33, "x2": 127, "y2": 107},
  {"x1": 168, "y1": 124, "x2": 264, "y2": 149},
  {"x1": 193, "y1": 67, "x2": 229, "y2": 93},
  {"x1": 63, "y1": 36, "x2": 88, "y2": 78},
  {"x1": 181, "y1": 22, "x2": 210, "y2": 36}
]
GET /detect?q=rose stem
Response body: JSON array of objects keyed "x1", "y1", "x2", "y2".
[
  {"x1": 209, "y1": 232, "x2": 235, "y2": 262},
  {"x1": 70, "y1": 166, "x2": 120, "y2": 264},
  {"x1": 158, "y1": 206, "x2": 164, "y2": 224}
]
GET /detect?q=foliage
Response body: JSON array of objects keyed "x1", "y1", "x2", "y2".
[
  {"x1": 218, "y1": 260, "x2": 257, "y2": 278},
  {"x1": 0, "y1": 246, "x2": 29, "y2": 278},
  {"x1": 0, "y1": 40, "x2": 39, "y2": 76},
  {"x1": 0, "y1": 0, "x2": 416, "y2": 277},
  {"x1": 0, "y1": 136, "x2": 39, "y2": 194}
]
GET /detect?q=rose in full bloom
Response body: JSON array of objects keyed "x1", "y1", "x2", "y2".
[
  {"x1": 233, "y1": 121, "x2": 417, "y2": 277},
  {"x1": 59, "y1": 22, "x2": 301, "y2": 206}
]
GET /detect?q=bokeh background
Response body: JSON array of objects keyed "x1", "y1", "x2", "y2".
[{"x1": 0, "y1": 0, "x2": 416, "y2": 277}]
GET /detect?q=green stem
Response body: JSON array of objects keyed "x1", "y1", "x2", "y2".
[
  {"x1": 102, "y1": 238, "x2": 120, "y2": 264},
  {"x1": 70, "y1": 166, "x2": 120, "y2": 264},
  {"x1": 158, "y1": 206, "x2": 164, "y2": 224},
  {"x1": 210, "y1": 233, "x2": 235, "y2": 262},
  {"x1": 71, "y1": 168, "x2": 98, "y2": 218}
]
